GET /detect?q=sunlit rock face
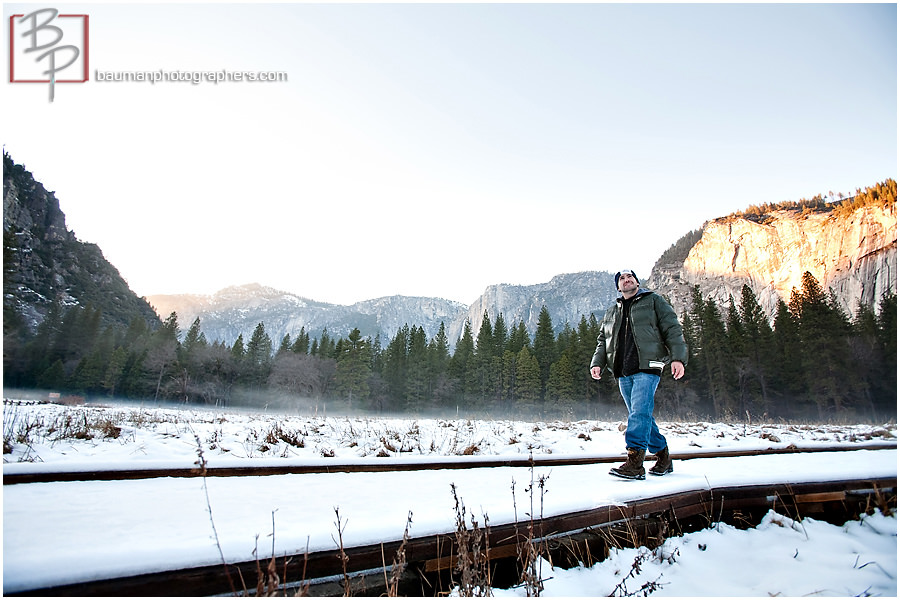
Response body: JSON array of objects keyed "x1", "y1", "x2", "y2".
[{"x1": 649, "y1": 203, "x2": 897, "y2": 321}]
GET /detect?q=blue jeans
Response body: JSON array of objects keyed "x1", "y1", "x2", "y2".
[{"x1": 617, "y1": 372, "x2": 667, "y2": 453}]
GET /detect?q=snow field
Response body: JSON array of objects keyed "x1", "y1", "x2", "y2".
[{"x1": 3, "y1": 400, "x2": 897, "y2": 596}]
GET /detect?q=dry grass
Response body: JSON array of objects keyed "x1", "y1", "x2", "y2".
[
  {"x1": 608, "y1": 549, "x2": 666, "y2": 597},
  {"x1": 511, "y1": 459, "x2": 549, "y2": 597},
  {"x1": 384, "y1": 511, "x2": 413, "y2": 597},
  {"x1": 264, "y1": 423, "x2": 305, "y2": 448},
  {"x1": 4, "y1": 408, "x2": 124, "y2": 452},
  {"x1": 459, "y1": 443, "x2": 480, "y2": 456},
  {"x1": 868, "y1": 485, "x2": 896, "y2": 518},
  {"x1": 450, "y1": 483, "x2": 493, "y2": 597}
]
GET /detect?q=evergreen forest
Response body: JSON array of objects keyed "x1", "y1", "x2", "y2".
[{"x1": 3, "y1": 272, "x2": 896, "y2": 423}]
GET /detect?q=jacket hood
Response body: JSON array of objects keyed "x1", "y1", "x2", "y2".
[{"x1": 616, "y1": 288, "x2": 653, "y2": 302}]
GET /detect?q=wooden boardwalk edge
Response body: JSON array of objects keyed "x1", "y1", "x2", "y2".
[
  {"x1": 4, "y1": 442, "x2": 896, "y2": 485},
  {"x1": 9, "y1": 476, "x2": 896, "y2": 597}
]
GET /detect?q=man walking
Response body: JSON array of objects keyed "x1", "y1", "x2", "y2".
[{"x1": 590, "y1": 269, "x2": 688, "y2": 480}]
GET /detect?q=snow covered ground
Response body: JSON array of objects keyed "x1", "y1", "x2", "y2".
[{"x1": 3, "y1": 399, "x2": 897, "y2": 596}]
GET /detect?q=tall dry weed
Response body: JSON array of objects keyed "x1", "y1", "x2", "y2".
[{"x1": 450, "y1": 483, "x2": 493, "y2": 596}]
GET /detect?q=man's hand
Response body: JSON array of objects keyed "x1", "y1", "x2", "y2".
[
  {"x1": 590, "y1": 366, "x2": 603, "y2": 380},
  {"x1": 671, "y1": 361, "x2": 685, "y2": 380}
]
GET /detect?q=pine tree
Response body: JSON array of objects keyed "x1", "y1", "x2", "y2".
[
  {"x1": 118, "y1": 321, "x2": 152, "y2": 398},
  {"x1": 178, "y1": 318, "x2": 208, "y2": 399},
  {"x1": 383, "y1": 325, "x2": 410, "y2": 409},
  {"x1": 430, "y1": 322, "x2": 451, "y2": 366},
  {"x1": 181, "y1": 318, "x2": 207, "y2": 355},
  {"x1": 291, "y1": 327, "x2": 310, "y2": 355},
  {"x1": 578, "y1": 314, "x2": 603, "y2": 403},
  {"x1": 790, "y1": 272, "x2": 850, "y2": 417},
  {"x1": 498, "y1": 349, "x2": 517, "y2": 413},
  {"x1": 244, "y1": 323, "x2": 273, "y2": 389},
  {"x1": 147, "y1": 312, "x2": 180, "y2": 401},
  {"x1": 687, "y1": 287, "x2": 731, "y2": 419},
  {"x1": 449, "y1": 320, "x2": 475, "y2": 406},
  {"x1": 317, "y1": 327, "x2": 336, "y2": 359},
  {"x1": 277, "y1": 334, "x2": 292, "y2": 356},
  {"x1": 171, "y1": 317, "x2": 208, "y2": 402},
  {"x1": 507, "y1": 320, "x2": 530, "y2": 355},
  {"x1": 475, "y1": 311, "x2": 494, "y2": 356},
  {"x1": 551, "y1": 322, "x2": 580, "y2": 408},
  {"x1": 22, "y1": 300, "x2": 63, "y2": 385},
  {"x1": 484, "y1": 313, "x2": 509, "y2": 410},
  {"x1": 533, "y1": 306, "x2": 556, "y2": 401},
  {"x1": 123, "y1": 316, "x2": 149, "y2": 347},
  {"x1": 103, "y1": 347, "x2": 129, "y2": 396},
  {"x1": 514, "y1": 346, "x2": 541, "y2": 414},
  {"x1": 725, "y1": 298, "x2": 746, "y2": 415},
  {"x1": 70, "y1": 349, "x2": 106, "y2": 393},
  {"x1": 370, "y1": 333, "x2": 384, "y2": 374},
  {"x1": 703, "y1": 298, "x2": 733, "y2": 418},
  {"x1": 231, "y1": 334, "x2": 245, "y2": 361},
  {"x1": 37, "y1": 359, "x2": 66, "y2": 390},
  {"x1": 875, "y1": 291, "x2": 897, "y2": 414},
  {"x1": 473, "y1": 311, "x2": 499, "y2": 406},
  {"x1": 405, "y1": 325, "x2": 429, "y2": 411},
  {"x1": 737, "y1": 285, "x2": 775, "y2": 417},
  {"x1": 493, "y1": 313, "x2": 509, "y2": 357},
  {"x1": 850, "y1": 301, "x2": 881, "y2": 418},
  {"x1": 546, "y1": 354, "x2": 576, "y2": 416},
  {"x1": 334, "y1": 328, "x2": 371, "y2": 409},
  {"x1": 423, "y1": 324, "x2": 453, "y2": 410},
  {"x1": 684, "y1": 289, "x2": 709, "y2": 411},
  {"x1": 771, "y1": 298, "x2": 802, "y2": 414}
]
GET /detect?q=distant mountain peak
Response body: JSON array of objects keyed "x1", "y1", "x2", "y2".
[{"x1": 146, "y1": 272, "x2": 617, "y2": 348}]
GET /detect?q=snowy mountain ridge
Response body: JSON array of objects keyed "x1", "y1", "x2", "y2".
[
  {"x1": 147, "y1": 274, "x2": 613, "y2": 348},
  {"x1": 147, "y1": 284, "x2": 472, "y2": 347}
]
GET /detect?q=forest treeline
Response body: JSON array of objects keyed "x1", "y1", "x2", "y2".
[
  {"x1": 729, "y1": 178, "x2": 896, "y2": 223},
  {"x1": 3, "y1": 271, "x2": 895, "y2": 423}
]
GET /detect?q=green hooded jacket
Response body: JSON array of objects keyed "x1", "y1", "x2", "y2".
[{"x1": 590, "y1": 289, "x2": 688, "y2": 376}]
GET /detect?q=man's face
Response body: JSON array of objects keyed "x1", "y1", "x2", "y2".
[{"x1": 618, "y1": 272, "x2": 638, "y2": 294}]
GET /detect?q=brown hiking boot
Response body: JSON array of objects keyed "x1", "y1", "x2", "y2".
[
  {"x1": 609, "y1": 448, "x2": 646, "y2": 480},
  {"x1": 649, "y1": 446, "x2": 673, "y2": 476}
]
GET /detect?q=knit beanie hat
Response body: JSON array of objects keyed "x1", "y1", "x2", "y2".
[{"x1": 614, "y1": 269, "x2": 639, "y2": 289}]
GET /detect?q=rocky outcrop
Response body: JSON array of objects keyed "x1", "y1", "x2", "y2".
[
  {"x1": 3, "y1": 153, "x2": 160, "y2": 332},
  {"x1": 459, "y1": 272, "x2": 617, "y2": 340},
  {"x1": 3, "y1": 164, "x2": 70, "y2": 244},
  {"x1": 648, "y1": 199, "x2": 897, "y2": 320}
]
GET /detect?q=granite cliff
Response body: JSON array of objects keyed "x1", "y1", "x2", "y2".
[
  {"x1": 460, "y1": 272, "x2": 617, "y2": 339},
  {"x1": 647, "y1": 182, "x2": 897, "y2": 320}
]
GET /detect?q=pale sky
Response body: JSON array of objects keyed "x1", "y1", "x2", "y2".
[{"x1": 4, "y1": 2, "x2": 897, "y2": 306}]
